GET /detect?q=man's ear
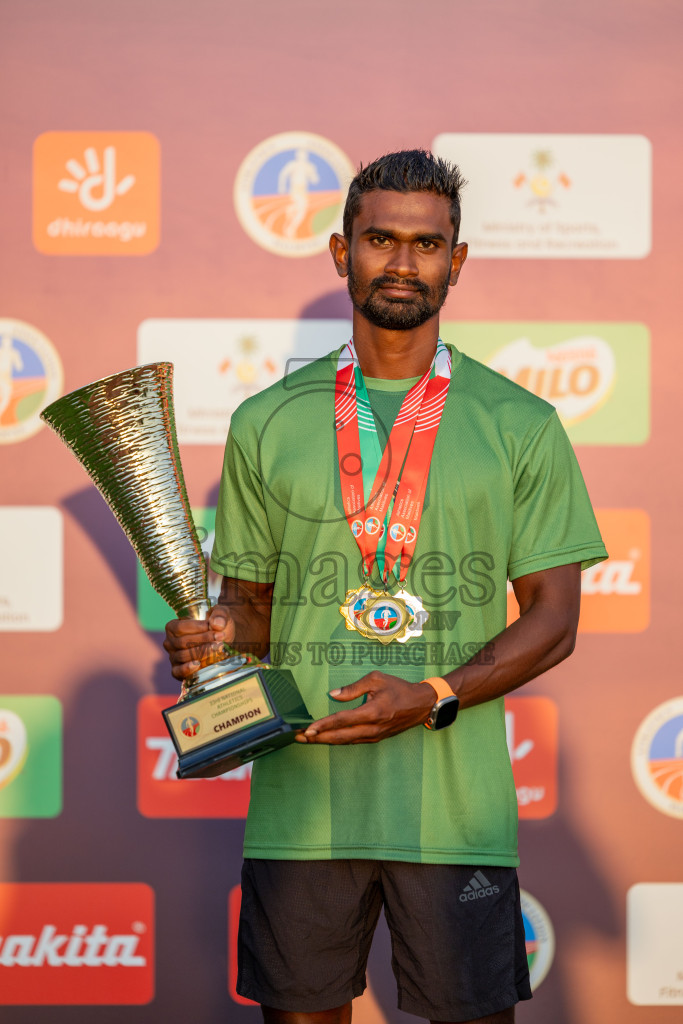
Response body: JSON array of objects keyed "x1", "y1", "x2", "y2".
[
  {"x1": 449, "y1": 242, "x2": 468, "y2": 286},
  {"x1": 329, "y1": 233, "x2": 350, "y2": 278}
]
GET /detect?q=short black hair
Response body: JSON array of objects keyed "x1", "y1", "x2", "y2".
[{"x1": 342, "y1": 149, "x2": 466, "y2": 245}]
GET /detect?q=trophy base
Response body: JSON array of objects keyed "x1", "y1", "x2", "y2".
[{"x1": 162, "y1": 659, "x2": 313, "y2": 780}]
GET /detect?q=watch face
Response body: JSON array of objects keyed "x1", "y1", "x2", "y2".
[{"x1": 432, "y1": 696, "x2": 459, "y2": 730}]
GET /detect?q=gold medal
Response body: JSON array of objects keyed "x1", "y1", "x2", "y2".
[
  {"x1": 340, "y1": 586, "x2": 376, "y2": 633},
  {"x1": 339, "y1": 586, "x2": 428, "y2": 644}
]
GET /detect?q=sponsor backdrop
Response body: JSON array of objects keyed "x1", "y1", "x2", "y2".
[{"x1": 1, "y1": 1, "x2": 681, "y2": 1021}]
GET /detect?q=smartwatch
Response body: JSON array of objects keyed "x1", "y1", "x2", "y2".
[{"x1": 422, "y1": 677, "x2": 459, "y2": 731}]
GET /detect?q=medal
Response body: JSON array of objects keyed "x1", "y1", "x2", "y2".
[
  {"x1": 335, "y1": 340, "x2": 451, "y2": 643},
  {"x1": 339, "y1": 585, "x2": 374, "y2": 633},
  {"x1": 339, "y1": 586, "x2": 427, "y2": 644}
]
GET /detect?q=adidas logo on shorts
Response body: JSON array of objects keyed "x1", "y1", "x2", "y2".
[{"x1": 459, "y1": 870, "x2": 500, "y2": 903}]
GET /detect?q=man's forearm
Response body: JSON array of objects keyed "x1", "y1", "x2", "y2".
[
  {"x1": 218, "y1": 577, "x2": 272, "y2": 660},
  {"x1": 444, "y1": 596, "x2": 577, "y2": 711}
]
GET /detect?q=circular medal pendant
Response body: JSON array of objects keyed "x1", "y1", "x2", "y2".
[
  {"x1": 340, "y1": 586, "x2": 374, "y2": 633},
  {"x1": 340, "y1": 587, "x2": 429, "y2": 643},
  {"x1": 359, "y1": 594, "x2": 411, "y2": 644},
  {"x1": 393, "y1": 589, "x2": 428, "y2": 643}
]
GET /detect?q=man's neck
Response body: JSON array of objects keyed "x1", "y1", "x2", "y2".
[{"x1": 351, "y1": 316, "x2": 440, "y2": 379}]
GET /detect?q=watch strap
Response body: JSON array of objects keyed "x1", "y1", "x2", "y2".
[{"x1": 422, "y1": 676, "x2": 454, "y2": 703}]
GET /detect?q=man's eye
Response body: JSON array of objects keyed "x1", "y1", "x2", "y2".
[
  {"x1": 372, "y1": 236, "x2": 391, "y2": 245},
  {"x1": 418, "y1": 240, "x2": 436, "y2": 250}
]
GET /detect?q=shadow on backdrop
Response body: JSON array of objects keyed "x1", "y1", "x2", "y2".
[{"x1": 10, "y1": 668, "x2": 251, "y2": 1024}]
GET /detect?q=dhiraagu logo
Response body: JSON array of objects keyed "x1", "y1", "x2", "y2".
[
  {"x1": 440, "y1": 322, "x2": 649, "y2": 445},
  {"x1": 33, "y1": 131, "x2": 160, "y2": 255},
  {"x1": 137, "y1": 508, "x2": 218, "y2": 630}
]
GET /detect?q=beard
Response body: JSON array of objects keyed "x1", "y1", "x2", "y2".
[{"x1": 346, "y1": 255, "x2": 451, "y2": 331}]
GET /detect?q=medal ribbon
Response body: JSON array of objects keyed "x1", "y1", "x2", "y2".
[{"x1": 335, "y1": 339, "x2": 451, "y2": 584}]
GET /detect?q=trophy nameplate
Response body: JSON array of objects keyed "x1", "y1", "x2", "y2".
[
  {"x1": 41, "y1": 362, "x2": 313, "y2": 778},
  {"x1": 164, "y1": 663, "x2": 312, "y2": 779}
]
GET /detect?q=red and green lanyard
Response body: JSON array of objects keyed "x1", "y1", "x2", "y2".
[{"x1": 334, "y1": 338, "x2": 452, "y2": 587}]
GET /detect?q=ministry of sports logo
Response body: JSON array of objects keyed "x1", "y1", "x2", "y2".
[
  {"x1": 631, "y1": 697, "x2": 683, "y2": 818},
  {"x1": 513, "y1": 149, "x2": 571, "y2": 212},
  {"x1": 520, "y1": 889, "x2": 555, "y2": 990},
  {"x1": 233, "y1": 132, "x2": 355, "y2": 257},
  {"x1": 0, "y1": 319, "x2": 62, "y2": 444}
]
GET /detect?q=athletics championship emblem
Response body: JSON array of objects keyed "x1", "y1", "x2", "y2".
[
  {"x1": 233, "y1": 132, "x2": 355, "y2": 257},
  {"x1": 389, "y1": 523, "x2": 407, "y2": 543},
  {"x1": 371, "y1": 604, "x2": 399, "y2": 631},
  {"x1": 520, "y1": 889, "x2": 555, "y2": 990},
  {"x1": 0, "y1": 319, "x2": 63, "y2": 444},
  {"x1": 631, "y1": 697, "x2": 683, "y2": 819},
  {"x1": 340, "y1": 587, "x2": 428, "y2": 645}
]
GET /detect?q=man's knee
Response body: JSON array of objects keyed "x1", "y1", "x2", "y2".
[{"x1": 262, "y1": 1002, "x2": 352, "y2": 1024}]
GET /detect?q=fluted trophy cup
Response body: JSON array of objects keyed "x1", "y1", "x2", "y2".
[{"x1": 41, "y1": 362, "x2": 312, "y2": 778}]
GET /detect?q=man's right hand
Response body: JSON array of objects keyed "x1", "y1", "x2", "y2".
[{"x1": 163, "y1": 604, "x2": 236, "y2": 682}]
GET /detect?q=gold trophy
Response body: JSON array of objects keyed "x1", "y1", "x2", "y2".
[{"x1": 41, "y1": 362, "x2": 312, "y2": 778}]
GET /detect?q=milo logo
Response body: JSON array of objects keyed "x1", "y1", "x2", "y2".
[{"x1": 488, "y1": 336, "x2": 615, "y2": 425}]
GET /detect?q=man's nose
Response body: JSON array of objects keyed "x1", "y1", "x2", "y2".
[{"x1": 384, "y1": 243, "x2": 419, "y2": 277}]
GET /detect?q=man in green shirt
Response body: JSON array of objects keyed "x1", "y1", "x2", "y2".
[{"x1": 164, "y1": 150, "x2": 606, "y2": 1024}]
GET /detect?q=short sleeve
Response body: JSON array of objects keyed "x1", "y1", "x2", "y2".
[
  {"x1": 209, "y1": 428, "x2": 278, "y2": 582},
  {"x1": 508, "y1": 411, "x2": 608, "y2": 580}
]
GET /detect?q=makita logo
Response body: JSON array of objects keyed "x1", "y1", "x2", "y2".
[
  {"x1": 459, "y1": 870, "x2": 500, "y2": 903},
  {"x1": 0, "y1": 924, "x2": 145, "y2": 966},
  {"x1": 0, "y1": 883, "x2": 154, "y2": 1005}
]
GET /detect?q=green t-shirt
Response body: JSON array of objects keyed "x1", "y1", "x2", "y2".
[{"x1": 210, "y1": 344, "x2": 607, "y2": 865}]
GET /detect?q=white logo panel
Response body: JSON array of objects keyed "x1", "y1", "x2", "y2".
[
  {"x1": 627, "y1": 884, "x2": 683, "y2": 1004},
  {"x1": 432, "y1": 133, "x2": 651, "y2": 258},
  {"x1": 0, "y1": 508, "x2": 63, "y2": 631},
  {"x1": 137, "y1": 319, "x2": 352, "y2": 445}
]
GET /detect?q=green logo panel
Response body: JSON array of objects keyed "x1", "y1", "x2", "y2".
[
  {"x1": 0, "y1": 696, "x2": 62, "y2": 818},
  {"x1": 441, "y1": 322, "x2": 649, "y2": 445},
  {"x1": 137, "y1": 508, "x2": 218, "y2": 632}
]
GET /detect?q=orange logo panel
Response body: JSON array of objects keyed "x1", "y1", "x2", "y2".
[
  {"x1": 137, "y1": 696, "x2": 251, "y2": 818},
  {"x1": 33, "y1": 131, "x2": 160, "y2": 254},
  {"x1": 507, "y1": 509, "x2": 650, "y2": 633},
  {"x1": 0, "y1": 883, "x2": 154, "y2": 1004},
  {"x1": 505, "y1": 696, "x2": 558, "y2": 818}
]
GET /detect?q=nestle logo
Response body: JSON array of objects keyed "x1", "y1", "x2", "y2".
[{"x1": 0, "y1": 883, "x2": 154, "y2": 1005}]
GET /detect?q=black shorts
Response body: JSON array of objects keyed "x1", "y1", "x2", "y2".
[{"x1": 238, "y1": 859, "x2": 532, "y2": 1022}]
